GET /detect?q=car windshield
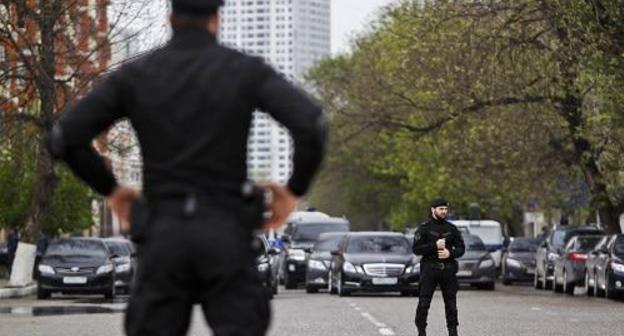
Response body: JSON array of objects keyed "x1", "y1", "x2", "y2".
[
  {"x1": 45, "y1": 240, "x2": 107, "y2": 259},
  {"x1": 105, "y1": 241, "x2": 130, "y2": 256},
  {"x1": 614, "y1": 237, "x2": 624, "y2": 257},
  {"x1": 346, "y1": 236, "x2": 410, "y2": 254},
  {"x1": 464, "y1": 226, "x2": 501, "y2": 245},
  {"x1": 314, "y1": 235, "x2": 344, "y2": 252},
  {"x1": 573, "y1": 237, "x2": 603, "y2": 252},
  {"x1": 464, "y1": 236, "x2": 486, "y2": 251},
  {"x1": 552, "y1": 230, "x2": 600, "y2": 249},
  {"x1": 509, "y1": 238, "x2": 539, "y2": 252},
  {"x1": 292, "y1": 223, "x2": 348, "y2": 242}
]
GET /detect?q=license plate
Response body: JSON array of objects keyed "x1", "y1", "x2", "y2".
[
  {"x1": 456, "y1": 270, "x2": 472, "y2": 277},
  {"x1": 63, "y1": 277, "x2": 87, "y2": 284},
  {"x1": 372, "y1": 277, "x2": 398, "y2": 285}
]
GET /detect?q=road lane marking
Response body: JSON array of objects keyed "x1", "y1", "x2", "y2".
[
  {"x1": 346, "y1": 301, "x2": 396, "y2": 336},
  {"x1": 531, "y1": 307, "x2": 542, "y2": 311}
]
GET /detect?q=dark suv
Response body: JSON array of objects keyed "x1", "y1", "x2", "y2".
[
  {"x1": 281, "y1": 218, "x2": 350, "y2": 289},
  {"x1": 534, "y1": 226, "x2": 603, "y2": 290}
]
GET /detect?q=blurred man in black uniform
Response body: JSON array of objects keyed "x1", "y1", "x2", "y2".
[
  {"x1": 50, "y1": 0, "x2": 326, "y2": 335},
  {"x1": 413, "y1": 199, "x2": 465, "y2": 336}
]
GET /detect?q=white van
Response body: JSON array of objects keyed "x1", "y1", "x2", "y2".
[{"x1": 451, "y1": 220, "x2": 505, "y2": 268}]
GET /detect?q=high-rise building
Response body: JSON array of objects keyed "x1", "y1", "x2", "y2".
[{"x1": 218, "y1": 0, "x2": 331, "y2": 184}]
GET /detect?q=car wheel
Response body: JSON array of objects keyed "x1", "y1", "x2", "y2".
[
  {"x1": 543, "y1": 265, "x2": 552, "y2": 290},
  {"x1": 534, "y1": 271, "x2": 543, "y2": 289},
  {"x1": 400, "y1": 290, "x2": 412, "y2": 297},
  {"x1": 337, "y1": 272, "x2": 350, "y2": 297},
  {"x1": 306, "y1": 286, "x2": 319, "y2": 294},
  {"x1": 563, "y1": 269, "x2": 574, "y2": 295},
  {"x1": 37, "y1": 286, "x2": 50, "y2": 300},
  {"x1": 584, "y1": 271, "x2": 594, "y2": 296},
  {"x1": 502, "y1": 271, "x2": 512, "y2": 286},
  {"x1": 605, "y1": 272, "x2": 618, "y2": 300},
  {"x1": 595, "y1": 272, "x2": 605, "y2": 297},
  {"x1": 479, "y1": 282, "x2": 495, "y2": 290},
  {"x1": 104, "y1": 284, "x2": 116, "y2": 300},
  {"x1": 284, "y1": 271, "x2": 297, "y2": 290},
  {"x1": 553, "y1": 273, "x2": 563, "y2": 293}
]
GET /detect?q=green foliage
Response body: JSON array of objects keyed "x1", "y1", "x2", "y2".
[
  {"x1": 0, "y1": 123, "x2": 94, "y2": 235},
  {"x1": 308, "y1": 0, "x2": 624, "y2": 233}
]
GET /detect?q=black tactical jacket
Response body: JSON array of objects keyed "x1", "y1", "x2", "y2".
[{"x1": 412, "y1": 218, "x2": 465, "y2": 263}]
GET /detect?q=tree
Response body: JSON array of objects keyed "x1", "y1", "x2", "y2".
[
  {"x1": 0, "y1": 0, "x2": 157, "y2": 285},
  {"x1": 308, "y1": 0, "x2": 624, "y2": 233}
]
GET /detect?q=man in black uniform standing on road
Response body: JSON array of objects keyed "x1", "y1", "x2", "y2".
[
  {"x1": 413, "y1": 199, "x2": 465, "y2": 336},
  {"x1": 50, "y1": 0, "x2": 326, "y2": 335}
]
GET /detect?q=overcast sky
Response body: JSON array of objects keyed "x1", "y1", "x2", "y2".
[{"x1": 331, "y1": 0, "x2": 398, "y2": 54}]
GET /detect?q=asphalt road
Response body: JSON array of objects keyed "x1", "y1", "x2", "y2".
[{"x1": 0, "y1": 283, "x2": 622, "y2": 336}]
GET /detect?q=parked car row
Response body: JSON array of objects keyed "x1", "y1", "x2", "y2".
[
  {"x1": 36, "y1": 237, "x2": 137, "y2": 300},
  {"x1": 501, "y1": 223, "x2": 624, "y2": 301}
]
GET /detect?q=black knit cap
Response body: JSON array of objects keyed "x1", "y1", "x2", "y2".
[
  {"x1": 172, "y1": 0, "x2": 224, "y2": 16},
  {"x1": 430, "y1": 198, "x2": 449, "y2": 208}
]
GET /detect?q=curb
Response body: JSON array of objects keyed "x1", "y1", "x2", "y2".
[{"x1": 0, "y1": 284, "x2": 37, "y2": 299}]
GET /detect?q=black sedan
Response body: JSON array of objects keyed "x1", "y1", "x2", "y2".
[
  {"x1": 328, "y1": 232, "x2": 420, "y2": 297},
  {"x1": 586, "y1": 234, "x2": 624, "y2": 299},
  {"x1": 552, "y1": 235, "x2": 603, "y2": 295},
  {"x1": 103, "y1": 238, "x2": 137, "y2": 294},
  {"x1": 501, "y1": 237, "x2": 539, "y2": 285},
  {"x1": 456, "y1": 234, "x2": 496, "y2": 290},
  {"x1": 253, "y1": 235, "x2": 280, "y2": 299},
  {"x1": 305, "y1": 232, "x2": 347, "y2": 293},
  {"x1": 37, "y1": 238, "x2": 117, "y2": 299}
]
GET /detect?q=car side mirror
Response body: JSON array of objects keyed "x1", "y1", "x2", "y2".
[
  {"x1": 330, "y1": 250, "x2": 339, "y2": 256},
  {"x1": 268, "y1": 248, "x2": 279, "y2": 255},
  {"x1": 109, "y1": 254, "x2": 120, "y2": 260},
  {"x1": 281, "y1": 236, "x2": 291, "y2": 244},
  {"x1": 304, "y1": 247, "x2": 312, "y2": 254},
  {"x1": 600, "y1": 246, "x2": 609, "y2": 254},
  {"x1": 131, "y1": 252, "x2": 137, "y2": 258}
]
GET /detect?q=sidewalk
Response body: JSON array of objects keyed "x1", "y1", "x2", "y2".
[{"x1": 0, "y1": 278, "x2": 37, "y2": 299}]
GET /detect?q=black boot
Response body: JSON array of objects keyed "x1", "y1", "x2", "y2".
[
  {"x1": 448, "y1": 327, "x2": 458, "y2": 336},
  {"x1": 417, "y1": 328, "x2": 426, "y2": 336}
]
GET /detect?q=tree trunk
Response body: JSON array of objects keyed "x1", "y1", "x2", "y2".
[{"x1": 11, "y1": 0, "x2": 59, "y2": 285}]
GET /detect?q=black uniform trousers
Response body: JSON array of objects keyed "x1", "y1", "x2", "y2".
[
  {"x1": 125, "y1": 195, "x2": 270, "y2": 336},
  {"x1": 415, "y1": 261, "x2": 459, "y2": 329}
]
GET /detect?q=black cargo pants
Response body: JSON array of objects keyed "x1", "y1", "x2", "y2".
[
  {"x1": 415, "y1": 261, "x2": 459, "y2": 330},
  {"x1": 125, "y1": 194, "x2": 270, "y2": 336}
]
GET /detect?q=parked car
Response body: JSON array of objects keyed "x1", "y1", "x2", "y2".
[
  {"x1": 501, "y1": 237, "x2": 539, "y2": 285},
  {"x1": 328, "y1": 232, "x2": 420, "y2": 297},
  {"x1": 253, "y1": 235, "x2": 280, "y2": 299},
  {"x1": 281, "y1": 217, "x2": 350, "y2": 289},
  {"x1": 305, "y1": 232, "x2": 348, "y2": 293},
  {"x1": 37, "y1": 238, "x2": 117, "y2": 299},
  {"x1": 586, "y1": 234, "x2": 624, "y2": 299},
  {"x1": 456, "y1": 234, "x2": 496, "y2": 290},
  {"x1": 452, "y1": 220, "x2": 504, "y2": 268},
  {"x1": 103, "y1": 238, "x2": 137, "y2": 294},
  {"x1": 552, "y1": 235, "x2": 603, "y2": 295},
  {"x1": 534, "y1": 226, "x2": 603, "y2": 290}
]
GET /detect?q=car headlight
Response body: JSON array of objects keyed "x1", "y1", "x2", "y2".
[
  {"x1": 405, "y1": 263, "x2": 420, "y2": 274},
  {"x1": 115, "y1": 263, "x2": 131, "y2": 273},
  {"x1": 611, "y1": 262, "x2": 624, "y2": 274},
  {"x1": 38, "y1": 264, "x2": 55, "y2": 275},
  {"x1": 343, "y1": 261, "x2": 357, "y2": 274},
  {"x1": 547, "y1": 252, "x2": 558, "y2": 262},
  {"x1": 308, "y1": 259, "x2": 326, "y2": 270},
  {"x1": 479, "y1": 259, "x2": 494, "y2": 269},
  {"x1": 287, "y1": 249, "x2": 306, "y2": 261},
  {"x1": 257, "y1": 263, "x2": 269, "y2": 273},
  {"x1": 96, "y1": 264, "x2": 114, "y2": 275},
  {"x1": 506, "y1": 258, "x2": 522, "y2": 268}
]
